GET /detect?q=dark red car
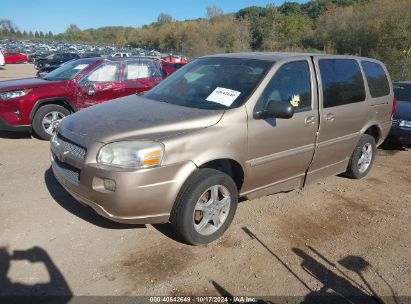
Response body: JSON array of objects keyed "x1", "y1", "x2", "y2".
[
  {"x1": 161, "y1": 61, "x2": 186, "y2": 78},
  {"x1": 0, "y1": 57, "x2": 162, "y2": 139},
  {"x1": 4, "y1": 52, "x2": 28, "y2": 64}
]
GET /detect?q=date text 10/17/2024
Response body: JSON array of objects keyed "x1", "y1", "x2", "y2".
[{"x1": 149, "y1": 296, "x2": 258, "y2": 303}]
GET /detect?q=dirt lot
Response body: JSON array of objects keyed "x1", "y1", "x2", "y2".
[{"x1": 0, "y1": 64, "x2": 410, "y2": 302}]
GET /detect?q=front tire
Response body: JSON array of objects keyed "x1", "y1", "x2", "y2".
[
  {"x1": 32, "y1": 104, "x2": 70, "y2": 140},
  {"x1": 170, "y1": 168, "x2": 238, "y2": 245},
  {"x1": 345, "y1": 134, "x2": 376, "y2": 179}
]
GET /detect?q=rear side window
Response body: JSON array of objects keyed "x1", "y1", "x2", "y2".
[
  {"x1": 319, "y1": 59, "x2": 365, "y2": 108},
  {"x1": 361, "y1": 61, "x2": 390, "y2": 97},
  {"x1": 126, "y1": 60, "x2": 161, "y2": 80}
]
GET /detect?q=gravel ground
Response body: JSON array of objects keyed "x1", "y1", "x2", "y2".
[{"x1": 0, "y1": 64, "x2": 410, "y2": 302}]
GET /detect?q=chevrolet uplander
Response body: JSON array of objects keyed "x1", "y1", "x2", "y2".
[{"x1": 50, "y1": 52, "x2": 395, "y2": 245}]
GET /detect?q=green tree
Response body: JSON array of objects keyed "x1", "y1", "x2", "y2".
[{"x1": 278, "y1": 2, "x2": 303, "y2": 15}]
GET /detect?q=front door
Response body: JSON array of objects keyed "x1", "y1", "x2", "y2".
[
  {"x1": 244, "y1": 58, "x2": 318, "y2": 195},
  {"x1": 76, "y1": 62, "x2": 125, "y2": 109}
]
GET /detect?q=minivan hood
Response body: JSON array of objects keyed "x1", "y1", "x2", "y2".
[
  {"x1": 59, "y1": 95, "x2": 224, "y2": 145},
  {"x1": 0, "y1": 77, "x2": 62, "y2": 92}
]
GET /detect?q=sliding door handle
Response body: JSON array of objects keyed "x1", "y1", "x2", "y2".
[{"x1": 325, "y1": 113, "x2": 335, "y2": 122}]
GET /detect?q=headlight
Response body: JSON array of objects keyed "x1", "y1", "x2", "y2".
[
  {"x1": 0, "y1": 89, "x2": 31, "y2": 101},
  {"x1": 399, "y1": 120, "x2": 411, "y2": 128},
  {"x1": 97, "y1": 141, "x2": 164, "y2": 169}
]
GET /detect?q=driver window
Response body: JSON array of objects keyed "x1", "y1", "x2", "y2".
[
  {"x1": 87, "y1": 64, "x2": 119, "y2": 82},
  {"x1": 258, "y1": 61, "x2": 312, "y2": 112}
]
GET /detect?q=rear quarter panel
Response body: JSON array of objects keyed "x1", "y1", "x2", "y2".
[{"x1": 360, "y1": 59, "x2": 394, "y2": 145}]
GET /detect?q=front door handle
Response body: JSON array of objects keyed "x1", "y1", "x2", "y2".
[
  {"x1": 305, "y1": 115, "x2": 315, "y2": 126},
  {"x1": 325, "y1": 113, "x2": 335, "y2": 122},
  {"x1": 87, "y1": 85, "x2": 96, "y2": 96}
]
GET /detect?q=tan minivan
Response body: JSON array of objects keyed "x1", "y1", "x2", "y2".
[{"x1": 50, "y1": 52, "x2": 394, "y2": 245}]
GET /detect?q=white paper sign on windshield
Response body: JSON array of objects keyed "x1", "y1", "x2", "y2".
[{"x1": 206, "y1": 87, "x2": 241, "y2": 107}]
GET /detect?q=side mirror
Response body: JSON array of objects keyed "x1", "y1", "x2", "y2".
[
  {"x1": 87, "y1": 84, "x2": 96, "y2": 96},
  {"x1": 254, "y1": 100, "x2": 294, "y2": 119}
]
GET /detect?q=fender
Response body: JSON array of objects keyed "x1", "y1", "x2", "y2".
[{"x1": 29, "y1": 97, "x2": 77, "y2": 120}]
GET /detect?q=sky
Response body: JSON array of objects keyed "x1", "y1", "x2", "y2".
[{"x1": 1, "y1": 0, "x2": 308, "y2": 34}]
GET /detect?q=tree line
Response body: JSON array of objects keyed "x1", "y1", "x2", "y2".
[
  {"x1": 1, "y1": 0, "x2": 410, "y2": 79},
  {"x1": 0, "y1": 19, "x2": 53, "y2": 39}
]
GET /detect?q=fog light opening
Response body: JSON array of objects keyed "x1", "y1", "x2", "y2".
[
  {"x1": 103, "y1": 179, "x2": 116, "y2": 192},
  {"x1": 14, "y1": 108, "x2": 21, "y2": 119}
]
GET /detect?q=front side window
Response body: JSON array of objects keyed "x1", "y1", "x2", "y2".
[
  {"x1": 319, "y1": 59, "x2": 365, "y2": 108},
  {"x1": 145, "y1": 57, "x2": 272, "y2": 110},
  {"x1": 361, "y1": 61, "x2": 390, "y2": 98},
  {"x1": 126, "y1": 60, "x2": 161, "y2": 80},
  {"x1": 87, "y1": 64, "x2": 119, "y2": 82},
  {"x1": 257, "y1": 61, "x2": 312, "y2": 112}
]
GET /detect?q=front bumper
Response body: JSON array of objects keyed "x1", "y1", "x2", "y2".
[
  {"x1": 389, "y1": 127, "x2": 411, "y2": 144},
  {"x1": 0, "y1": 117, "x2": 31, "y2": 132},
  {"x1": 50, "y1": 143, "x2": 197, "y2": 224}
]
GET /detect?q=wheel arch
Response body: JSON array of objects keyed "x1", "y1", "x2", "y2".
[
  {"x1": 196, "y1": 158, "x2": 245, "y2": 191},
  {"x1": 30, "y1": 98, "x2": 77, "y2": 120},
  {"x1": 361, "y1": 124, "x2": 382, "y2": 145}
]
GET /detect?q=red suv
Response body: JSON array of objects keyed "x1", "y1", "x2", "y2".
[
  {"x1": 4, "y1": 52, "x2": 28, "y2": 64},
  {"x1": 0, "y1": 57, "x2": 163, "y2": 139}
]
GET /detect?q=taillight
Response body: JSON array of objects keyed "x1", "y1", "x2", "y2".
[{"x1": 391, "y1": 97, "x2": 397, "y2": 119}]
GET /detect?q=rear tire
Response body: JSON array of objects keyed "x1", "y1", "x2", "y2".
[
  {"x1": 345, "y1": 134, "x2": 376, "y2": 179},
  {"x1": 32, "y1": 104, "x2": 70, "y2": 140},
  {"x1": 170, "y1": 168, "x2": 238, "y2": 245}
]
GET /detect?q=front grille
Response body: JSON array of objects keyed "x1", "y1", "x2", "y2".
[
  {"x1": 56, "y1": 133, "x2": 87, "y2": 161},
  {"x1": 392, "y1": 119, "x2": 400, "y2": 128},
  {"x1": 52, "y1": 153, "x2": 80, "y2": 186}
]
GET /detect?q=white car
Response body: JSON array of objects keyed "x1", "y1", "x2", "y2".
[
  {"x1": 0, "y1": 49, "x2": 5, "y2": 66},
  {"x1": 111, "y1": 52, "x2": 131, "y2": 57}
]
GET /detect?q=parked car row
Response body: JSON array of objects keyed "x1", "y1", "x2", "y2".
[
  {"x1": 0, "y1": 38, "x2": 159, "y2": 59},
  {"x1": 0, "y1": 38, "x2": 182, "y2": 66}
]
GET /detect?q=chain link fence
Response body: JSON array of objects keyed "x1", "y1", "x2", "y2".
[{"x1": 387, "y1": 63, "x2": 411, "y2": 81}]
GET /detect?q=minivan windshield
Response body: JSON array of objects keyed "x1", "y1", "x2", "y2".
[
  {"x1": 146, "y1": 57, "x2": 273, "y2": 110},
  {"x1": 394, "y1": 85, "x2": 411, "y2": 102},
  {"x1": 44, "y1": 59, "x2": 96, "y2": 81}
]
